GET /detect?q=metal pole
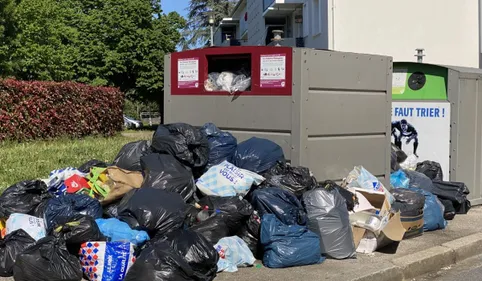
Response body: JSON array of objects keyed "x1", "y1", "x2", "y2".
[
  {"x1": 210, "y1": 25, "x2": 214, "y2": 47},
  {"x1": 415, "y1": 48, "x2": 425, "y2": 63}
]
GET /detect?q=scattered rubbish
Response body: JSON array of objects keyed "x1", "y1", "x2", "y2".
[
  {"x1": 234, "y1": 137, "x2": 285, "y2": 174},
  {"x1": 260, "y1": 214, "x2": 324, "y2": 268},
  {"x1": 0, "y1": 229, "x2": 36, "y2": 277},
  {"x1": 214, "y1": 236, "x2": 256, "y2": 272},
  {"x1": 80, "y1": 241, "x2": 135, "y2": 281},
  {"x1": 251, "y1": 187, "x2": 307, "y2": 226},
  {"x1": 5, "y1": 213, "x2": 46, "y2": 241},
  {"x1": 112, "y1": 140, "x2": 151, "y2": 172},
  {"x1": 140, "y1": 153, "x2": 196, "y2": 201},
  {"x1": 13, "y1": 236, "x2": 83, "y2": 281},
  {"x1": 303, "y1": 187, "x2": 356, "y2": 259},
  {"x1": 196, "y1": 161, "x2": 264, "y2": 197},
  {"x1": 95, "y1": 218, "x2": 149, "y2": 246},
  {"x1": 201, "y1": 123, "x2": 237, "y2": 168}
]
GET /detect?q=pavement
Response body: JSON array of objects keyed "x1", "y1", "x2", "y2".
[
  {"x1": 214, "y1": 206, "x2": 482, "y2": 281},
  {"x1": 414, "y1": 254, "x2": 482, "y2": 280},
  {"x1": 1, "y1": 207, "x2": 480, "y2": 281}
]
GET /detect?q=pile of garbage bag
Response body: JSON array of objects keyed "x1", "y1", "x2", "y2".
[
  {"x1": 0, "y1": 125, "x2": 474, "y2": 280},
  {"x1": 204, "y1": 71, "x2": 252, "y2": 94}
]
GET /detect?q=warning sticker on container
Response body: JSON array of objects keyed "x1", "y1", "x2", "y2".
[
  {"x1": 178, "y1": 58, "x2": 199, "y2": 88},
  {"x1": 260, "y1": 54, "x2": 286, "y2": 88}
]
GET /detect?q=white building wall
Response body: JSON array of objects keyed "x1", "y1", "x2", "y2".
[
  {"x1": 247, "y1": 0, "x2": 265, "y2": 45},
  {"x1": 329, "y1": 0, "x2": 479, "y2": 68}
]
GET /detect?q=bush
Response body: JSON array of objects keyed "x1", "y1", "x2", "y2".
[{"x1": 0, "y1": 79, "x2": 124, "y2": 141}]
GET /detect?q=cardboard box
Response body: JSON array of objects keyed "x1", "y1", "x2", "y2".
[{"x1": 351, "y1": 188, "x2": 406, "y2": 253}]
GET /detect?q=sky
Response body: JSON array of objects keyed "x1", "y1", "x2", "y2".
[{"x1": 162, "y1": 0, "x2": 189, "y2": 18}]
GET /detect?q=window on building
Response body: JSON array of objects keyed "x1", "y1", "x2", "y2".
[
  {"x1": 303, "y1": 3, "x2": 309, "y2": 37},
  {"x1": 221, "y1": 26, "x2": 236, "y2": 43},
  {"x1": 312, "y1": 0, "x2": 321, "y2": 36}
]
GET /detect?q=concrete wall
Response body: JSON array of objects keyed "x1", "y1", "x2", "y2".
[
  {"x1": 247, "y1": 0, "x2": 265, "y2": 45},
  {"x1": 330, "y1": 0, "x2": 479, "y2": 68}
]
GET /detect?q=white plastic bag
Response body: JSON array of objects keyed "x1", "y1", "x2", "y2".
[
  {"x1": 196, "y1": 161, "x2": 264, "y2": 197},
  {"x1": 346, "y1": 166, "x2": 395, "y2": 204},
  {"x1": 214, "y1": 236, "x2": 255, "y2": 272},
  {"x1": 6, "y1": 213, "x2": 46, "y2": 241},
  {"x1": 400, "y1": 154, "x2": 418, "y2": 171},
  {"x1": 217, "y1": 72, "x2": 235, "y2": 92}
]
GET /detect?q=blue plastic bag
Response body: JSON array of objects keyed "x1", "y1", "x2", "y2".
[
  {"x1": 250, "y1": 187, "x2": 307, "y2": 226},
  {"x1": 390, "y1": 170, "x2": 410, "y2": 189},
  {"x1": 201, "y1": 123, "x2": 237, "y2": 168},
  {"x1": 95, "y1": 218, "x2": 149, "y2": 246},
  {"x1": 260, "y1": 214, "x2": 324, "y2": 268},
  {"x1": 44, "y1": 194, "x2": 103, "y2": 231},
  {"x1": 214, "y1": 236, "x2": 256, "y2": 272},
  {"x1": 234, "y1": 137, "x2": 285, "y2": 174},
  {"x1": 398, "y1": 187, "x2": 446, "y2": 231}
]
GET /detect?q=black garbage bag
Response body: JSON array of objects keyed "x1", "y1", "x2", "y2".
[
  {"x1": 235, "y1": 212, "x2": 262, "y2": 258},
  {"x1": 0, "y1": 229, "x2": 36, "y2": 277},
  {"x1": 196, "y1": 196, "x2": 253, "y2": 233},
  {"x1": 201, "y1": 123, "x2": 237, "y2": 168},
  {"x1": 151, "y1": 123, "x2": 209, "y2": 168},
  {"x1": 439, "y1": 198, "x2": 456, "y2": 220},
  {"x1": 250, "y1": 187, "x2": 307, "y2": 226},
  {"x1": 391, "y1": 189, "x2": 425, "y2": 217},
  {"x1": 51, "y1": 214, "x2": 105, "y2": 255},
  {"x1": 77, "y1": 159, "x2": 108, "y2": 173},
  {"x1": 262, "y1": 162, "x2": 317, "y2": 197},
  {"x1": 13, "y1": 236, "x2": 83, "y2": 281},
  {"x1": 112, "y1": 140, "x2": 152, "y2": 172},
  {"x1": 391, "y1": 144, "x2": 407, "y2": 172},
  {"x1": 0, "y1": 180, "x2": 52, "y2": 218},
  {"x1": 319, "y1": 181, "x2": 357, "y2": 212},
  {"x1": 30, "y1": 198, "x2": 50, "y2": 219},
  {"x1": 162, "y1": 229, "x2": 219, "y2": 281},
  {"x1": 431, "y1": 180, "x2": 471, "y2": 214},
  {"x1": 102, "y1": 199, "x2": 121, "y2": 218},
  {"x1": 124, "y1": 240, "x2": 194, "y2": 281},
  {"x1": 416, "y1": 161, "x2": 444, "y2": 181},
  {"x1": 405, "y1": 170, "x2": 435, "y2": 190},
  {"x1": 234, "y1": 137, "x2": 285, "y2": 174},
  {"x1": 190, "y1": 215, "x2": 230, "y2": 245},
  {"x1": 140, "y1": 153, "x2": 196, "y2": 202},
  {"x1": 118, "y1": 188, "x2": 187, "y2": 237},
  {"x1": 44, "y1": 194, "x2": 103, "y2": 231}
]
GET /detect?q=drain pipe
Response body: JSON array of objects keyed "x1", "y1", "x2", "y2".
[{"x1": 479, "y1": 0, "x2": 482, "y2": 67}]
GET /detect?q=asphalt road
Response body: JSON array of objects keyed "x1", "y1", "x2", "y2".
[{"x1": 414, "y1": 254, "x2": 482, "y2": 281}]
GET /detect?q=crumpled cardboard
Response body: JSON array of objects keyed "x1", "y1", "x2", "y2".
[{"x1": 350, "y1": 188, "x2": 406, "y2": 254}]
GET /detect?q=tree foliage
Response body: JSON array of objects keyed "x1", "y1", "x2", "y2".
[
  {"x1": 182, "y1": 0, "x2": 237, "y2": 50},
  {"x1": 0, "y1": 0, "x2": 185, "y2": 102}
]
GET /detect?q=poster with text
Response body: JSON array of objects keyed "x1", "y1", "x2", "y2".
[
  {"x1": 178, "y1": 58, "x2": 199, "y2": 88},
  {"x1": 391, "y1": 101, "x2": 450, "y2": 180},
  {"x1": 260, "y1": 54, "x2": 286, "y2": 88}
]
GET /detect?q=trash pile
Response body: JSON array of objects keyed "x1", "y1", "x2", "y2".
[
  {"x1": 204, "y1": 71, "x2": 252, "y2": 94},
  {"x1": 0, "y1": 123, "x2": 473, "y2": 280}
]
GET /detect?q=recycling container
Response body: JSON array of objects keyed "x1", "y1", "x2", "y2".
[
  {"x1": 392, "y1": 62, "x2": 482, "y2": 204},
  {"x1": 164, "y1": 46, "x2": 393, "y2": 184}
]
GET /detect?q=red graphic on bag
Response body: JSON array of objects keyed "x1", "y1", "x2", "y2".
[{"x1": 65, "y1": 174, "x2": 90, "y2": 194}]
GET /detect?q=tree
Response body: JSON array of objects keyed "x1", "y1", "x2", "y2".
[
  {"x1": 182, "y1": 0, "x2": 237, "y2": 50},
  {"x1": 3, "y1": 0, "x2": 185, "y2": 103},
  {"x1": 0, "y1": 0, "x2": 18, "y2": 76}
]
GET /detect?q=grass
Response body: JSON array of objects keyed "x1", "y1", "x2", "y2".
[{"x1": 0, "y1": 130, "x2": 153, "y2": 191}]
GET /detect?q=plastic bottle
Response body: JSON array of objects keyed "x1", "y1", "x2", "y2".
[{"x1": 196, "y1": 206, "x2": 211, "y2": 222}]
